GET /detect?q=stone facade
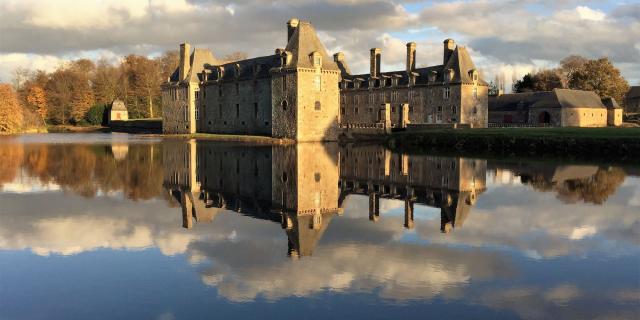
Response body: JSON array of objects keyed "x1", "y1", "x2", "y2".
[
  {"x1": 339, "y1": 40, "x2": 488, "y2": 130},
  {"x1": 490, "y1": 89, "x2": 613, "y2": 127},
  {"x1": 626, "y1": 86, "x2": 640, "y2": 113},
  {"x1": 161, "y1": 19, "x2": 489, "y2": 141}
]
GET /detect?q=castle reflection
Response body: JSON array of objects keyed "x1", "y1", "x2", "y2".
[{"x1": 163, "y1": 141, "x2": 487, "y2": 257}]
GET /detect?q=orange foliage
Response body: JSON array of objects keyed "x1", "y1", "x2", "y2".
[{"x1": 0, "y1": 84, "x2": 24, "y2": 133}]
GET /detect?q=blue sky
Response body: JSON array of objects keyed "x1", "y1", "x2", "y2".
[{"x1": 0, "y1": 0, "x2": 638, "y2": 90}]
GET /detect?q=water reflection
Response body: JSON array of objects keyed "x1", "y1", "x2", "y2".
[{"x1": 0, "y1": 135, "x2": 638, "y2": 319}]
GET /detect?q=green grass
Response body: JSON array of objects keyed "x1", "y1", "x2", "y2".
[{"x1": 397, "y1": 127, "x2": 640, "y2": 139}]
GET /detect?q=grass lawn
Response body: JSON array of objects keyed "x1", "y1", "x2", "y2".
[{"x1": 396, "y1": 127, "x2": 640, "y2": 139}]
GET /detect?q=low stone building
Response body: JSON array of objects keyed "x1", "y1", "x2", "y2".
[
  {"x1": 625, "y1": 86, "x2": 640, "y2": 113},
  {"x1": 601, "y1": 97, "x2": 623, "y2": 126},
  {"x1": 108, "y1": 99, "x2": 128, "y2": 123},
  {"x1": 489, "y1": 89, "x2": 612, "y2": 127}
]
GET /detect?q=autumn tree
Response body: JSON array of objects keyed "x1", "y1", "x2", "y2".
[
  {"x1": 222, "y1": 51, "x2": 248, "y2": 63},
  {"x1": 513, "y1": 69, "x2": 564, "y2": 93},
  {"x1": 25, "y1": 85, "x2": 48, "y2": 123},
  {"x1": 559, "y1": 55, "x2": 588, "y2": 86},
  {"x1": 46, "y1": 67, "x2": 95, "y2": 124},
  {"x1": 93, "y1": 59, "x2": 122, "y2": 105},
  {"x1": 569, "y1": 57, "x2": 629, "y2": 107},
  {"x1": 0, "y1": 84, "x2": 24, "y2": 133},
  {"x1": 123, "y1": 55, "x2": 162, "y2": 118},
  {"x1": 156, "y1": 50, "x2": 180, "y2": 82}
]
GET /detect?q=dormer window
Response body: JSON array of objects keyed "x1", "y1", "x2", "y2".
[
  {"x1": 310, "y1": 51, "x2": 322, "y2": 68},
  {"x1": 234, "y1": 64, "x2": 241, "y2": 79},
  {"x1": 469, "y1": 69, "x2": 478, "y2": 83},
  {"x1": 446, "y1": 68, "x2": 454, "y2": 82},
  {"x1": 429, "y1": 71, "x2": 437, "y2": 83}
]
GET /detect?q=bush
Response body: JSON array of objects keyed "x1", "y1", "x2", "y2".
[{"x1": 85, "y1": 104, "x2": 107, "y2": 126}]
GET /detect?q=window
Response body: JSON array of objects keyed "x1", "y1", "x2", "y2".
[
  {"x1": 452, "y1": 106, "x2": 456, "y2": 115},
  {"x1": 314, "y1": 74, "x2": 321, "y2": 91},
  {"x1": 183, "y1": 107, "x2": 188, "y2": 121},
  {"x1": 472, "y1": 86, "x2": 478, "y2": 100},
  {"x1": 315, "y1": 101, "x2": 321, "y2": 111},
  {"x1": 314, "y1": 55, "x2": 322, "y2": 67},
  {"x1": 254, "y1": 103, "x2": 258, "y2": 119},
  {"x1": 282, "y1": 100, "x2": 288, "y2": 111},
  {"x1": 282, "y1": 75, "x2": 287, "y2": 91},
  {"x1": 195, "y1": 90, "x2": 200, "y2": 100},
  {"x1": 314, "y1": 172, "x2": 321, "y2": 182},
  {"x1": 355, "y1": 107, "x2": 359, "y2": 114},
  {"x1": 195, "y1": 106, "x2": 199, "y2": 120},
  {"x1": 443, "y1": 87, "x2": 450, "y2": 99},
  {"x1": 341, "y1": 107, "x2": 345, "y2": 115}
]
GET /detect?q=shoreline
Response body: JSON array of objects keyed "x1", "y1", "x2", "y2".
[{"x1": 384, "y1": 127, "x2": 640, "y2": 161}]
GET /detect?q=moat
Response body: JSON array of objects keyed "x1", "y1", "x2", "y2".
[{"x1": 0, "y1": 134, "x2": 638, "y2": 319}]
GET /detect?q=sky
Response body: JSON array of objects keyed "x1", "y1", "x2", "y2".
[{"x1": 0, "y1": 0, "x2": 639, "y2": 91}]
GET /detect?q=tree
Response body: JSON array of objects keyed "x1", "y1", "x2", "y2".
[
  {"x1": 123, "y1": 55, "x2": 161, "y2": 118},
  {"x1": 513, "y1": 73, "x2": 535, "y2": 92},
  {"x1": 11, "y1": 67, "x2": 31, "y2": 91},
  {"x1": 513, "y1": 69, "x2": 564, "y2": 93},
  {"x1": 222, "y1": 51, "x2": 248, "y2": 63},
  {"x1": 569, "y1": 57, "x2": 629, "y2": 107},
  {"x1": 93, "y1": 59, "x2": 122, "y2": 105},
  {"x1": 0, "y1": 84, "x2": 24, "y2": 133},
  {"x1": 559, "y1": 55, "x2": 588, "y2": 86},
  {"x1": 156, "y1": 50, "x2": 180, "y2": 81},
  {"x1": 25, "y1": 85, "x2": 48, "y2": 123}
]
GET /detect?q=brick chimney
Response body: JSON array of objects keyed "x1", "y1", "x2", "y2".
[
  {"x1": 287, "y1": 18, "x2": 299, "y2": 43},
  {"x1": 370, "y1": 48, "x2": 381, "y2": 78},
  {"x1": 406, "y1": 42, "x2": 416, "y2": 73},
  {"x1": 179, "y1": 42, "x2": 191, "y2": 81}
]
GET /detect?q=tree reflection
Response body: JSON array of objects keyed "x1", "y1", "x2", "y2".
[{"x1": 0, "y1": 142, "x2": 164, "y2": 200}]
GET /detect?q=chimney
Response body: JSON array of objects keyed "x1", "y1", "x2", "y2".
[
  {"x1": 370, "y1": 48, "x2": 381, "y2": 78},
  {"x1": 179, "y1": 42, "x2": 191, "y2": 81},
  {"x1": 334, "y1": 52, "x2": 350, "y2": 75},
  {"x1": 287, "y1": 18, "x2": 299, "y2": 43},
  {"x1": 443, "y1": 39, "x2": 455, "y2": 65},
  {"x1": 406, "y1": 42, "x2": 416, "y2": 73}
]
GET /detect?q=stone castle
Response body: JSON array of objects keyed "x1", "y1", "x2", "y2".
[{"x1": 161, "y1": 19, "x2": 488, "y2": 141}]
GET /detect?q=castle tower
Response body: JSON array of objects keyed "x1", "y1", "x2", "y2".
[{"x1": 271, "y1": 19, "x2": 341, "y2": 141}]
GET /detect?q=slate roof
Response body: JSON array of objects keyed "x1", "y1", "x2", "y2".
[
  {"x1": 341, "y1": 45, "x2": 488, "y2": 87},
  {"x1": 601, "y1": 97, "x2": 622, "y2": 109},
  {"x1": 169, "y1": 48, "x2": 219, "y2": 83},
  {"x1": 205, "y1": 54, "x2": 280, "y2": 82},
  {"x1": 284, "y1": 21, "x2": 340, "y2": 71},
  {"x1": 627, "y1": 86, "x2": 640, "y2": 99},
  {"x1": 490, "y1": 89, "x2": 607, "y2": 111}
]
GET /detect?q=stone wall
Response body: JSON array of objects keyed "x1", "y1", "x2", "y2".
[
  {"x1": 295, "y1": 69, "x2": 341, "y2": 141},
  {"x1": 199, "y1": 78, "x2": 273, "y2": 136},
  {"x1": 608, "y1": 108, "x2": 623, "y2": 126},
  {"x1": 561, "y1": 107, "x2": 607, "y2": 127},
  {"x1": 340, "y1": 83, "x2": 488, "y2": 129},
  {"x1": 162, "y1": 84, "x2": 194, "y2": 134},
  {"x1": 271, "y1": 72, "x2": 298, "y2": 140}
]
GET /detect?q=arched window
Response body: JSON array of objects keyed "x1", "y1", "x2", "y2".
[{"x1": 282, "y1": 100, "x2": 288, "y2": 111}]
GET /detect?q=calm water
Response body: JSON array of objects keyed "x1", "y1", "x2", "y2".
[{"x1": 0, "y1": 134, "x2": 639, "y2": 320}]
